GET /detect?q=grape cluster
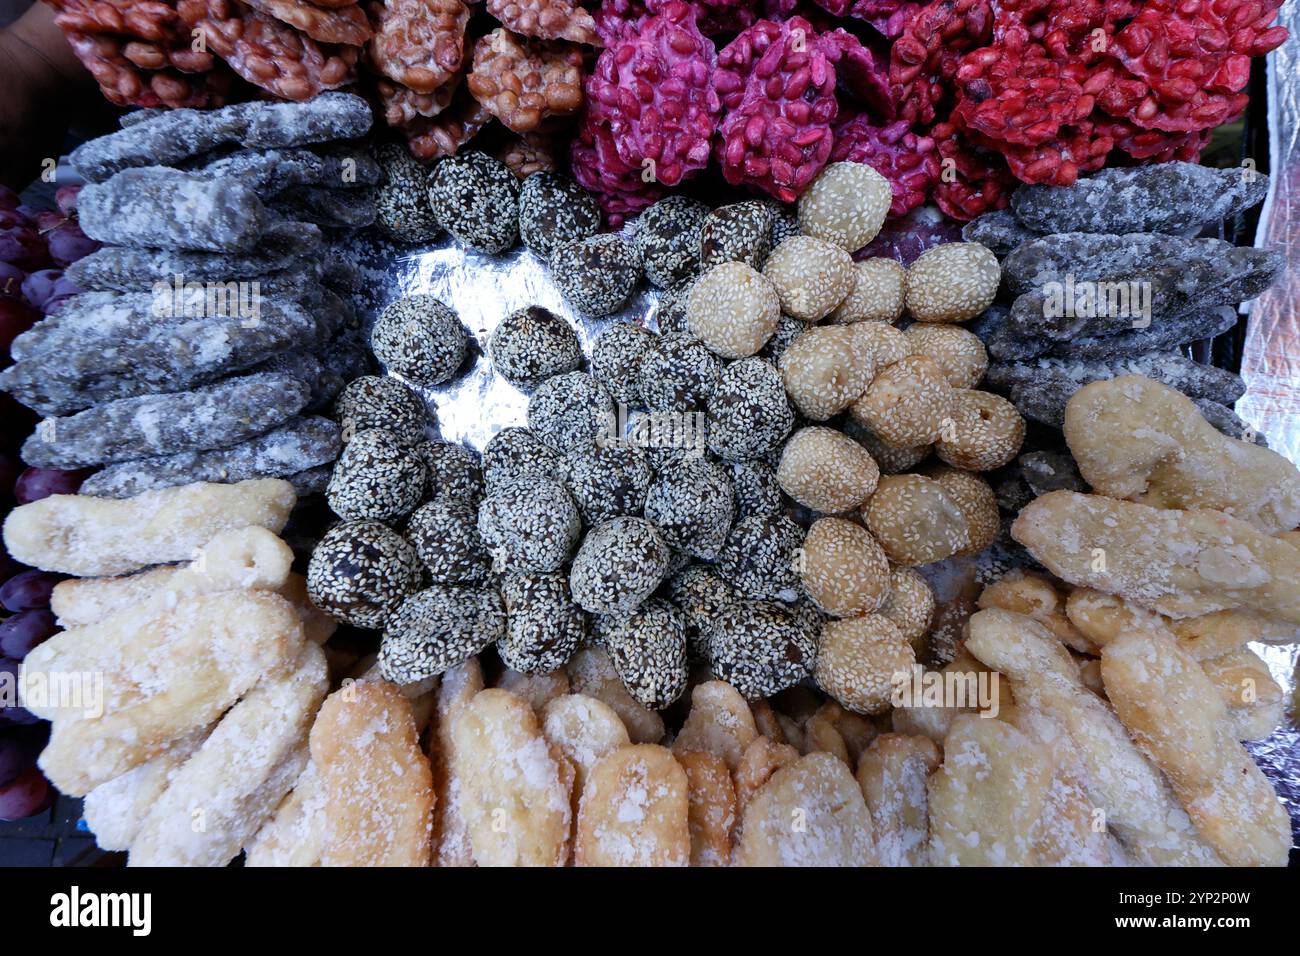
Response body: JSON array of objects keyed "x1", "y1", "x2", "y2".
[{"x1": 0, "y1": 183, "x2": 98, "y2": 821}]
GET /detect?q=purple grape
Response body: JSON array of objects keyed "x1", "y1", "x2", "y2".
[
  {"x1": 0, "y1": 296, "x2": 38, "y2": 361},
  {"x1": 0, "y1": 393, "x2": 39, "y2": 446},
  {"x1": 55, "y1": 186, "x2": 81, "y2": 217},
  {"x1": 46, "y1": 221, "x2": 99, "y2": 268},
  {"x1": 15, "y1": 466, "x2": 89, "y2": 503},
  {"x1": 0, "y1": 766, "x2": 53, "y2": 820},
  {"x1": 0, "y1": 187, "x2": 18, "y2": 212},
  {"x1": 0, "y1": 570, "x2": 61, "y2": 612},
  {"x1": 16, "y1": 206, "x2": 44, "y2": 226},
  {"x1": 33, "y1": 210, "x2": 65, "y2": 233},
  {"x1": 0, "y1": 657, "x2": 37, "y2": 727},
  {"x1": 0, "y1": 732, "x2": 41, "y2": 787},
  {"x1": 0, "y1": 550, "x2": 22, "y2": 584},
  {"x1": 20, "y1": 269, "x2": 62, "y2": 312},
  {"x1": 0, "y1": 226, "x2": 48, "y2": 271},
  {"x1": 0, "y1": 609, "x2": 57, "y2": 658},
  {"x1": 0, "y1": 210, "x2": 29, "y2": 231},
  {"x1": 0, "y1": 262, "x2": 24, "y2": 299}
]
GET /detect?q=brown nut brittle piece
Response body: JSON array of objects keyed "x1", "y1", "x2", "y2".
[
  {"x1": 368, "y1": 0, "x2": 469, "y2": 93},
  {"x1": 466, "y1": 28, "x2": 583, "y2": 134},
  {"x1": 186, "y1": 0, "x2": 358, "y2": 101},
  {"x1": 243, "y1": 0, "x2": 373, "y2": 45},
  {"x1": 404, "y1": 84, "x2": 492, "y2": 159},
  {"x1": 495, "y1": 130, "x2": 557, "y2": 178},
  {"x1": 64, "y1": 29, "x2": 232, "y2": 108},
  {"x1": 376, "y1": 73, "x2": 460, "y2": 127},
  {"x1": 485, "y1": 0, "x2": 598, "y2": 46},
  {"x1": 678, "y1": 750, "x2": 736, "y2": 867},
  {"x1": 575, "y1": 744, "x2": 690, "y2": 867}
]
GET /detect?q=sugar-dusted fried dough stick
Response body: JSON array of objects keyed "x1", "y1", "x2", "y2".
[
  {"x1": 575, "y1": 744, "x2": 689, "y2": 867},
  {"x1": 430, "y1": 657, "x2": 484, "y2": 867},
  {"x1": 4, "y1": 478, "x2": 296, "y2": 577},
  {"x1": 1100, "y1": 629, "x2": 1291, "y2": 867},
  {"x1": 964, "y1": 608, "x2": 1222, "y2": 866},
  {"x1": 311, "y1": 681, "x2": 435, "y2": 867},
  {"x1": 243, "y1": 761, "x2": 326, "y2": 867},
  {"x1": 129, "y1": 642, "x2": 328, "y2": 865},
  {"x1": 855, "y1": 733, "x2": 940, "y2": 867},
  {"x1": 26, "y1": 590, "x2": 302, "y2": 794},
  {"x1": 1012, "y1": 491, "x2": 1300, "y2": 623},
  {"x1": 50, "y1": 526, "x2": 294, "y2": 626}
]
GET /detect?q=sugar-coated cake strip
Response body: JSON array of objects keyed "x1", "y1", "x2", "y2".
[{"x1": 244, "y1": 761, "x2": 326, "y2": 867}]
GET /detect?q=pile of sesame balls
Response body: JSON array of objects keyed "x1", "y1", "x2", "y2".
[{"x1": 307, "y1": 152, "x2": 1028, "y2": 718}]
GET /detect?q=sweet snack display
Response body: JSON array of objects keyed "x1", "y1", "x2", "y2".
[{"x1": 0, "y1": 0, "x2": 1296, "y2": 871}]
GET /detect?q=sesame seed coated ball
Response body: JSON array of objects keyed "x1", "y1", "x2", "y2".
[
  {"x1": 416, "y1": 440, "x2": 485, "y2": 506},
  {"x1": 633, "y1": 196, "x2": 709, "y2": 287},
  {"x1": 686, "y1": 262, "x2": 780, "y2": 359},
  {"x1": 707, "y1": 599, "x2": 817, "y2": 699},
  {"x1": 730, "y1": 459, "x2": 783, "y2": 519},
  {"x1": 478, "y1": 476, "x2": 581, "y2": 572},
  {"x1": 406, "y1": 497, "x2": 491, "y2": 584},
  {"x1": 334, "y1": 375, "x2": 429, "y2": 446},
  {"x1": 797, "y1": 162, "x2": 892, "y2": 253},
  {"x1": 926, "y1": 464, "x2": 1001, "y2": 556},
  {"x1": 863, "y1": 474, "x2": 970, "y2": 566},
  {"x1": 849, "y1": 320, "x2": 911, "y2": 369},
  {"x1": 706, "y1": 358, "x2": 794, "y2": 462},
  {"x1": 758, "y1": 315, "x2": 810, "y2": 365},
  {"x1": 561, "y1": 442, "x2": 654, "y2": 523},
  {"x1": 643, "y1": 455, "x2": 735, "y2": 561},
  {"x1": 842, "y1": 417, "x2": 931, "y2": 474},
  {"x1": 904, "y1": 323, "x2": 989, "y2": 389},
  {"x1": 499, "y1": 571, "x2": 588, "y2": 674},
  {"x1": 666, "y1": 564, "x2": 738, "y2": 658},
  {"x1": 779, "y1": 325, "x2": 876, "y2": 420},
  {"x1": 829, "y1": 258, "x2": 906, "y2": 324},
  {"x1": 879, "y1": 568, "x2": 935, "y2": 652},
  {"x1": 569, "y1": 516, "x2": 671, "y2": 614},
  {"x1": 776, "y1": 426, "x2": 880, "y2": 514},
  {"x1": 699, "y1": 200, "x2": 775, "y2": 270},
  {"x1": 850, "y1": 355, "x2": 955, "y2": 448},
  {"x1": 602, "y1": 598, "x2": 689, "y2": 709},
  {"x1": 306, "y1": 519, "x2": 422, "y2": 628},
  {"x1": 427, "y1": 151, "x2": 521, "y2": 253},
  {"x1": 518, "y1": 171, "x2": 602, "y2": 260},
  {"x1": 716, "y1": 513, "x2": 805, "y2": 602},
  {"x1": 638, "y1": 333, "x2": 722, "y2": 412},
  {"x1": 374, "y1": 143, "x2": 441, "y2": 243},
  {"x1": 482, "y1": 426, "x2": 563, "y2": 492},
  {"x1": 655, "y1": 277, "x2": 696, "y2": 336},
  {"x1": 377, "y1": 583, "x2": 506, "y2": 684},
  {"x1": 327, "y1": 427, "x2": 427, "y2": 522},
  {"x1": 762, "y1": 236, "x2": 856, "y2": 321},
  {"x1": 489, "y1": 306, "x2": 582, "y2": 390},
  {"x1": 798, "y1": 517, "x2": 892, "y2": 618},
  {"x1": 371, "y1": 295, "x2": 468, "y2": 387},
  {"x1": 550, "y1": 234, "x2": 642, "y2": 317},
  {"x1": 527, "y1": 371, "x2": 614, "y2": 452},
  {"x1": 813, "y1": 614, "x2": 914, "y2": 715},
  {"x1": 933, "y1": 389, "x2": 1025, "y2": 471},
  {"x1": 905, "y1": 242, "x2": 1000, "y2": 323},
  {"x1": 590, "y1": 322, "x2": 655, "y2": 407}
]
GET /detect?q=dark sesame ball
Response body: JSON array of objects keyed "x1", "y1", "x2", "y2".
[
  {"x1": 371, "y1": 294, "x2": 468, "y2": 387},
  {"x1": 334, "y1": 375, "x2": 429, "y2": 446},
  {"x1": 374, "y1": 143, "x2": 441, "y2": 244},
  {"x1": 327, "y1": 427, "x2": 427, "y2": 522},
  {"x1": 550, "y1": 234, "x2": 641, "y2": 317},
  {"x1": 489, "y1": 306, "x2": 582, "y2": 391},
  {"x1": 477, "y1": 476, "x2": 581, "y2": 573},
  {"x1": 406, "y1": 498, "x2": 491, "y2": 584},
  {"x1": 636, "y1": 429, "x2": 705, "y2": 473},
  {"x1": 569, "y1": 516, "x2": 671, "y2": 614},
  {"x1": 377, "y1": 583, "x2": 506, "y2": 684},
  {"x1": 482, "y1": 426, "x2": 564, "y2": 492},
  {"x1": 638, "y1": 332, "x2": 722, "y2": 412},
  {"x1": 699, "y1": 200, "x2": 776, "y2": 270},
  {"x1": 655, "y1": 277, "x2": 696, "y2": 336},
  {"x1": 601, "y1": 599, "x2": 689, "y2": 709},
  {"x1": 716, "y1": 512, "x2": 805, "y2": 601},
  {"x1": 643, "y1": 455, "x2": 734, "y2": 561},
  {"x1": 527, "y1": 371, "x2": 614, "y2": 453},
  {"x1": 518, "y1": 172, "x2": 602, "y2": 260},
  {"x1": 427, "y1": 151, "x2": 520, "y2": 253},
  {"x1": 306, "y1": 519, "x2": 422, "y2": 628},
  {"x1": 706, "y1": 599, "x2": 817, "y2": 699},
  {"x1": 499, "y1": 571, "x2": 587, "y2": 673},
  {"x1": 764, "y1": 199, "x2": 799, "y2": 248},
  {"x1": 667, "y1": 564, "x2": 738, "y2": 658},
  {"x1": 758, "y1": 315, "x2": 810, "y2": 365},
  {"x1": 561, "y1": 441, "x2": 653, "y2": 524},
  {"x1": 706, "y1": 357, "x2": 794, "y2": 461},
  {"x1": 731, "y1": 459, "x2": 783, "y2": 519},
  {"x1": 590, "y1": 322, "x2": 655, "y2": 407},
  {"x1": 416, "y1": 440, "x2": 484, "y2": 506},
  {"x1": 634, "y1": 196, "x2": 709, "y2": 288}
]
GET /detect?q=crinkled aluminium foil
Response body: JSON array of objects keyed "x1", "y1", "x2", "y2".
[{"x1": 340, "y1": 222, "x2": 1300, "y2": 855}]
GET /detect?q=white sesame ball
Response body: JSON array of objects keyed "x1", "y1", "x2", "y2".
[
  {"x1": 797, "y1": 162, "x2": 892, "y2": 253},
  {"x1": 813, "y1": 613, "x2": 914, "y2": 715},
  {"x1": 799, "y1": 517, "x2": 892, "y2": 618},
  {"x1": 879, "y1": 568, "x2": 935, "y2": 651},
  {"x1": 778, "y1": 325, "x2": 876, "y2": 421},
  {"x1": 762, "y1": 236, "x2": 855, "y2": 321},
  {"x1": 686, "y1": 261, "x2": 780, "y2": 359},
  {"x1": 776, "y1": 426, "x2": 880, "y2": 514},
  {"x1": 905, "y1": 242, "x2": 1000, "y2": 323},
  {"x1": 863, "y1": 474, "x2": 970, "y2": 567},
  {"x1": 927, "y1": 464, "x2": 1000, "y2": 556},
  {"x1": 830, "y1": 258, "x2": 906, "y2": 324},
  {"x1": 934, "y1": 389, "x2": 1025, "y2": 471},
  {"x1": 850, "y1": 355, "x2": 954, "y2": 448},
  {"x1": 904, "y1": 323, "x2": 989, "y2": 388}
]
